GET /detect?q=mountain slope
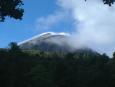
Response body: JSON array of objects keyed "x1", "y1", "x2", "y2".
[
  {"x1": 19, "y1": 32, "x2": 74, "y2": 52},
  {"x1": 19, "y1": 32, "x2": 94, "y2": 53}
]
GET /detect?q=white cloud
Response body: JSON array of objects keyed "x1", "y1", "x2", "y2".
[
  {"x1": 36, "y1": 11, "x2": 65, "y2": 31},
  {"x1": 58, "y1": 0, "x2": 115, "y2": 57}
]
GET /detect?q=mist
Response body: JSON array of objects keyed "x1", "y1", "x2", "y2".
[{"x1": 57, "y1": 0, "x2": 115, "y2": 57}]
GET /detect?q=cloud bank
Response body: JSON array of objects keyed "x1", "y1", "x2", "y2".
[{"x1": 56, "y1": 0, "x2": 115, "y2": 57}]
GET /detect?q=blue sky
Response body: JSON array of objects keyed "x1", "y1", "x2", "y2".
[{"x1": 0, "y1": 0, "x2": 73, "y2": 47}]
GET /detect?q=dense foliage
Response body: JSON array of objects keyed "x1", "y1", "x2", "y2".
[
  {"x1": 0, "y1": 43, "x2": 115, "y2": 87},
  {"x1": 0, "y1": 0, "x2": 24, "y2": 21},
  {"x1": 85, "y1": 0, "x2": 115, "y2": 6},
  {"x1": 103, "y1": 0, "x2": 115, "y2": 6}
]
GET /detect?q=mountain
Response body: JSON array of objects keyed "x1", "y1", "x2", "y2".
[{"x1": 19, "y1": 32, "x2": 94, "y2": 53}]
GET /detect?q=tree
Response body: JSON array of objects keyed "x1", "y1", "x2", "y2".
[
  {"x1": 9, "y1": 42, "x2": 21, "y2": 52},
  {"x1": 85, "y1": 0, "x2": 115, "y2": 6},
  {"x1": 0, "y1": 0, "x2": 24, "y2": 22},
  {"x1": 113, "y1": 52, "x2": 115, "y2": 59},
  {"x1": 103, "y1": 0, "x2": 115, "y2": 6}
]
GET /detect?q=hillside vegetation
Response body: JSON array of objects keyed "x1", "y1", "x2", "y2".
[{"x1": 0, "y1": 42, "x2": 115, "y2": 87}]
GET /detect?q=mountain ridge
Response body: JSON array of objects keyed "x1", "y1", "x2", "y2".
[
  {"x1": 19, "y1": 32, "x2": 94, "y2": 53},
  {"x1": 18, "y1": 32, "x2": 70, "y2": 45}
]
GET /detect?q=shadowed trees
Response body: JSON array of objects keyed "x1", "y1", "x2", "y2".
[
  {"x1": 0, "y1": 42, "x2": 115, "y2": 87},
  {"x1": 9, "y1": 42, "x2": 21, "y2": 53},
  {"x1": 103, "y1": 0, "x2": 115, "y2": 6},
  {"x1": 0, "y1": 0, "x2": 24, "y2": 22},
  {"x1": 85, "y1": 0, "x2": 115, "y2": 6}
]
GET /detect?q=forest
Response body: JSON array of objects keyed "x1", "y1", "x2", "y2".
[{"x1": 0, "y1": 42, "x2": 115, "y2": 87}]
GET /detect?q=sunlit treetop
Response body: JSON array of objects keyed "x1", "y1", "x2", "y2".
[{"x1": 0, "y1": 0, "x2": 24, "y2": 22}]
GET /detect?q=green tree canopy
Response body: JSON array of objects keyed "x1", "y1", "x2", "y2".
[{"x1": 0, "y1": 0, "x2": 24, "y2": 22}]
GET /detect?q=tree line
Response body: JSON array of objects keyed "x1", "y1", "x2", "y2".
[{"x1": 0, "y1": 42, "x2": 115, "y2": 87}]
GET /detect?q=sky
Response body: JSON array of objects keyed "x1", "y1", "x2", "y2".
[
  {"x1": 1, "y1": 0, "x2": 115, "y2": 57},
  {"x1": 0, "y1": 0, "x2": 73, "y2": 47}
]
